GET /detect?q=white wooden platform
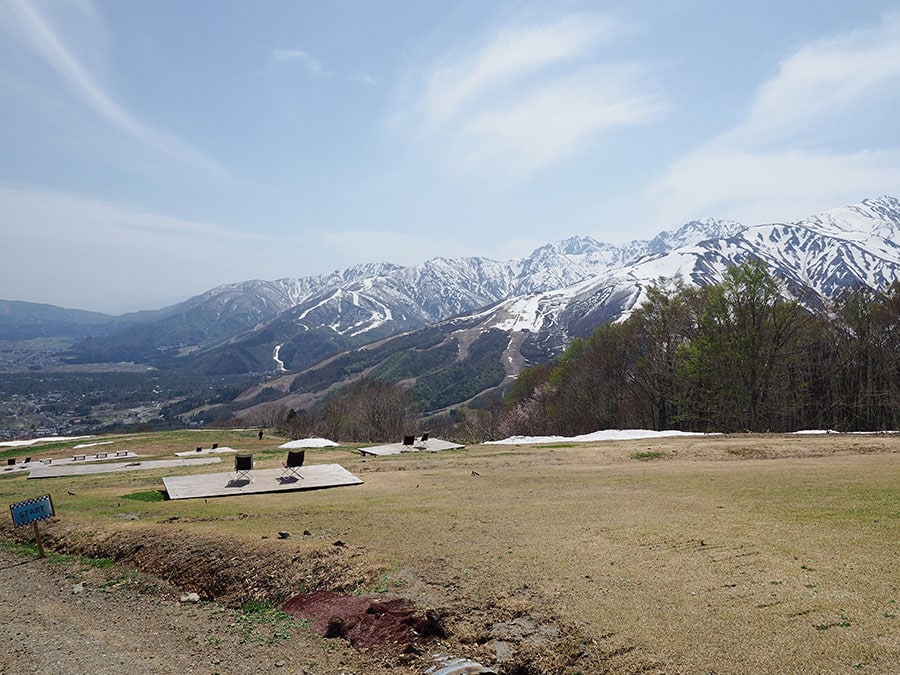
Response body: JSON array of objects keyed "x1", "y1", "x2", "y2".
[
  {"x1": 162, "y1": 464, "x2": 363, "y2": 500},
  {"x1": 2, "y1": 451, "x2": 140, "y2": 474},
  {"x1": 28, "y1": 457, "x2": 221, "y2": 478},
  {"x1": 175, "y1": 446, "x2": 237, "y2": 457},
  {"x1": 358, "y1": 438, "x2": 465, "y2": 456}
]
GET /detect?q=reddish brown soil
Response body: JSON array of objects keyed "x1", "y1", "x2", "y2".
[{"x1": 283, "y1": 590, "x2": 445, "y2": 649}]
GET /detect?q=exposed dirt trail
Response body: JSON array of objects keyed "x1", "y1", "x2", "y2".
[{"x1": 0, "y1": 549, "x2": 374, "y2": 674}]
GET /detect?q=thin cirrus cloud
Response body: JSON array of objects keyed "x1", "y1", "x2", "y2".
[
  {"x1": 0, "y1": 182, "x2": 265, "y2": 248},
  {"x1": 653, "y1": 149, "x2": 900, "y2": 229},
  {"x1": 271, "y1": 48, "x2": 324, "y2": 76},
  {"x1": 460, "y1": 64, "x2": 666, "y2": 174},
  {"x1": 651, "y1": 12, "x2": 900, "y2": 225},
  {"x1": 733, "y1": 12, "x2": 900, "y2": 147},
  {"x1": 5, "y1": 0, "x2": 225, "y2": 177},
  {"x1": 407, "y1": 13, "x2": 666, "y2": 175},
  {"x1": 0, "y1": 181, "x2": 287, "y2": 312}
]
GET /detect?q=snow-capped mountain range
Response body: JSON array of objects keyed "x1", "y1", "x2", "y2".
[
  {"x1": 40, "y1": 196, "x2": 900, "y2": 393},
  {"x1": 474, "y1": 195, "x2": 900, "y2": 355}
]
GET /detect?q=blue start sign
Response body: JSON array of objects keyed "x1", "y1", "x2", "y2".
[{"x1": 9, "y1": 494, "x2": 55, "y2": 527}]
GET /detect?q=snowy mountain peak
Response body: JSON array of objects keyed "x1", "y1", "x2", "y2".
[
  {"x1": 645, "y1": 217, "x2": 746, "y2": 254},
  {"x1": 530, "y1": 235, "x2": 608, "y2": 257},
  {"x1": 803, "y1": 195, "x2": 900, "y2": 241},
  {"x1": 474, "y1": 195, "x2": 900, "y2": 366}
]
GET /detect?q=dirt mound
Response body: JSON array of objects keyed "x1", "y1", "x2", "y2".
[
  {"x1": 1, "y1": 521, "x2": 383, "y2": 607},
  {"x1": 283, "y1": 590, "x2": 446, "y2": 649}
]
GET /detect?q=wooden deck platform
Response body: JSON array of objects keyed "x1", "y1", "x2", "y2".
[
  {"x1": 162, "y1": 464, "x2": 363, "y2": 500},
  {"x1": 174, "y1": 446, "x2": 237, "y2": 457},
  {"x1": 28, "y1": 457, "x2": 221, "y2": 478},
  {"x1": 2, "y1": 451, "x2": 140, "y2": 474},
  {"x1": 357, "y1": 438, "x2": 465, "y2": 456}
]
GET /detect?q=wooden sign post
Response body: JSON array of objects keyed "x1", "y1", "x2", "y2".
[{"x1": 9, "y1": 494, "x2": 55, "y2": 558}]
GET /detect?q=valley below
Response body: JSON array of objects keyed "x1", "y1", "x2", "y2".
[{"x1": 0, "y1": 338, "x2": 251, "y2": 439}]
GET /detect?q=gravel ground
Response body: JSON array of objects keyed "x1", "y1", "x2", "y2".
[{"x1": 0, "y1": 549, "x2": 366, "y2": 675}]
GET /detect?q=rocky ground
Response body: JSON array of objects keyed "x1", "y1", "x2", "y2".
[{"x1": 0, "y1": 547, "x2": 378, "y2": 674}]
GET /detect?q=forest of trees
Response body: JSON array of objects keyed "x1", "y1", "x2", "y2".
[{"x1": 500, "y1": 259, "x2": 899, "y2": 435}]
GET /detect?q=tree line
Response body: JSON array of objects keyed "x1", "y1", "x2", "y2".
[
  {"x1": 500, "y1": 259, "x2": 899, "y2": 435},
  {"x1": 250, "y1": 379, "x2": 415, "y2": 443}
]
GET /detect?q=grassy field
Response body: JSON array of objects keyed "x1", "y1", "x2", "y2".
[{"x1": 1, "y1": 429, "x2": 897, "y2": 673}]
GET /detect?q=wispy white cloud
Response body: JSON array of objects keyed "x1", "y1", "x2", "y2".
[
  {"x1": 459, "y1": 64, "x2": 666, "y2": 175},
  {"x1": 0, "y1": 182, "x2": 282, "y2": 312},
  {"x1": 0, "y1": 181, "x2": 265, "y2": 247},
  {"x1": 272, "y1": 48, "x2": 324, "y2": 76},
  {"x1": 354, "y1": 73, "x2": 377, "y2": 86},
  {"x1": 404, "y1": 13, "x2": 663, "y2": 176},
  {"x1": 422, "y1": 14, "x2": 616, "y2": 126},
  {"x1": 652, "y1": 149, "x2": 900, "y2": 226},
  {"x1": 651, "y1": 13, "x2": 900, "y2": 226},
  {"x1": 724, "y1": 12, "x2": 900, "y2": 148},
  {"x1": 4, "y1": 0, "x2": 225, "y2": 177}
]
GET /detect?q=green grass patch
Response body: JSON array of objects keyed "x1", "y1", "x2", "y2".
[
  {"x1": 236, "y1": 601, "x2": 309, "y2": 644},
  {"x1": 73, "y1": 555, "x2": 115, "y2": 568},
  {"x1": 0, "y1": 539, "x2": 114, "y2": 567},
  {"x1": 534, "y1": 443, "x2": 579, "y2": 449},
  {"x1": 44, "y1": 549, "x2": 115, "y2": 567},
  {"x1": 0, "y1": 540, "x2": 40, "y2": 557},
  {"x1": 631, "y1": 451, "x2": 664, "y2": 461},
  {"x1": 122, "y1": 489, "x2": 166, "y2": 502}
]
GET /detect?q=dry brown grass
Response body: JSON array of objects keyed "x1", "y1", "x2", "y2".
[{"x1": 1, "y1": 430, "x2": 897, "y2": 673}]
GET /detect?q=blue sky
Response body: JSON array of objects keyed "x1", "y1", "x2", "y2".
[{"x1": 1, "y1": 0, "x2": 898, "y2": 314}]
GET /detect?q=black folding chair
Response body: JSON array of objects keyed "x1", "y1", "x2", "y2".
[
  {"x1": 280, "y1": 450, "x2": 305, "y2": 481},
  {"x1": 233, "y1": 453, "x2": 254, "y2": 482}
]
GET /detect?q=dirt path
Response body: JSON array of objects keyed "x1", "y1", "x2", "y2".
[{"x1": 0, "y1": 549, "x2": 367, "y2": 675}]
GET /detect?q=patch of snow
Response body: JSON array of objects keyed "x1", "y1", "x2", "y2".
[
  {"x1": 486, "y1": 429, "x2": 718, "y2": 444},
  {"x1": 296, "y1": 290, "x2": 341, "y2": 321},
  {"x1": 490, "y1": 295, "x2": 543, "y2": 331},
  {"x1": 279, "y1": 438, "x2": 340, "y2": 448},
  {"x1": 0, "y1": 435, "x2": 94, "y2": 448},
  {"x1": 273, "y1": 344, "x2": 286, "y2": 371},
  {"x1": 73, "y1": 440, "x2": 116, "y2": 449}
]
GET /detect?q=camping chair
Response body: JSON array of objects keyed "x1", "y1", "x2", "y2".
[
  {"x1": 280, "y1": 450, "x2": 305, "y2": 481},
  {"x1": 403, "y1": 435, "x2": 415, "y2": 446},
  {"x1": 415, "y1": 432, "x2": 429, "y2": 449},
  {"x1": 234, "y1": 453, "x2": 254, "y2": 482}
]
